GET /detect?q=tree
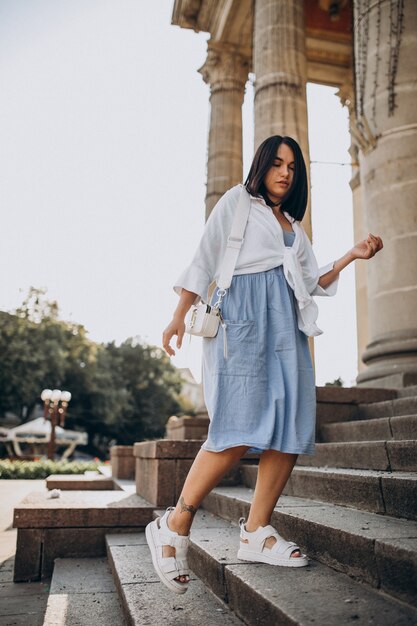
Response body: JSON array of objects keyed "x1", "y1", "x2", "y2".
[{"x1": 0, "y1": 288, "x2": 185, "y2": 456}]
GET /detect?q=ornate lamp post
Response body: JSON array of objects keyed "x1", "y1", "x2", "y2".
[{"x1": 41, "y1": 388, "x2": 72, "y2": 460}]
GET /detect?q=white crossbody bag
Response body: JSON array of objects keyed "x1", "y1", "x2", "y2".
[{"x1": 184, "y1": 185, "x2": 251, "y2": 358}]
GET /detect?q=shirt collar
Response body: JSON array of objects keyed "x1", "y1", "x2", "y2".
[{"x1": 245, "y1": 186, "x2": 296, "y2": 223}]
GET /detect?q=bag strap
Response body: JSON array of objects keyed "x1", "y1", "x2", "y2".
[{"x1": 217, "y1": 185, "x2": 251, "y2": 291}]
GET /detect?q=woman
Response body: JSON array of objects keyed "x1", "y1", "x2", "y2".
[{"x1": 146, "y1": 135, "x2": 383, "y2": 594}]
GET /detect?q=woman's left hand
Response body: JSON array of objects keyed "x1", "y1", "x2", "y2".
[{"x1": 350, "y1": 233, "x2": 383, "y2": 260}]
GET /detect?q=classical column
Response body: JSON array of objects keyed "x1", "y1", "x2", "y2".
[
  {"x1": 199, "y1": 43, "x2": 250, "y2": 220},
  {"x1": 253, "y1": 0, "x2": 311, "y2": 236},
  {"x1": 353, "y1": 0, "x2": 417, "y2": 385},
  {"x1": 337, "y1": 81, "x2": 370, "y2": 376}
]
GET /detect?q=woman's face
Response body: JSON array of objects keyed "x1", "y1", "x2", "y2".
[{"x1": 263, "y1": 143, "x2": 295, "y2": 205}]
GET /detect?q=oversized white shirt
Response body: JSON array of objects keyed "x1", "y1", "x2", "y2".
[{"x1": 174, "y1": 183, "x2": 339, "y2": 336}]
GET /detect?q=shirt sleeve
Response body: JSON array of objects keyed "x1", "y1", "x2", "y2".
[
  {"x1": 310, "y1": 261, "x2": 339, "y2": 297},
  {"x1": 173, "y1": 186, "x2": 238, "y2": 304},
  {"x1": 298, "y1": 225, "x2": 339, "y2": 297}
]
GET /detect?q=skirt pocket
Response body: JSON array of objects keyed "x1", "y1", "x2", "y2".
[{"x1": 216, "y1": 319, "x2": 258, "y2": 376}]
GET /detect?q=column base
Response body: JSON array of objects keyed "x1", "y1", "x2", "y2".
[{"x1": 357, "y1": 329, "x2": 417, "y2": 388}]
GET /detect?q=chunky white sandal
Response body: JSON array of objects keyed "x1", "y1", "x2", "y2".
[
  {"x1": 145, "y1": 507, "x2": 190, "y2": 594},
  {"x1": 237, "y1": 517, "x2": 309, "y2": 568}
]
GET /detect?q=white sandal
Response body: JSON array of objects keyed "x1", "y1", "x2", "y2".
[
  {"x1": 145, "y1": 507, "x2": 190, "y2": 594},
  {"x1": 237, "y1": 517, "x2": 309, "y2": 568}
]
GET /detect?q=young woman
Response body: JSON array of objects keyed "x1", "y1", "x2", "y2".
[{"x1": 146, "y1": 135, "x2": 383, "y2": 594}]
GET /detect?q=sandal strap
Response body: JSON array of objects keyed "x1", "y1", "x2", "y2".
[
  {"x1": 245, "y1": 524, "x2": 279, "y2": 548},
  {"x1": 160, "y1": 558, "x2": 189, "y2": 582},
  {"x1": 158, "y1": 532, "x2": 190, "y2": 550},
  {"x1": 268, "y1": 537, "x2": 300, "y2": 558}
]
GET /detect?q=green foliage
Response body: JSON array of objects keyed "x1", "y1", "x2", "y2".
[
  {"x1": 0, "y1": 288, "x2": 185, "y2": 455},
  {"x1": 0, "y1": 459, "x2": 101, "y2": 479},
  {"x1": 324, "y1": 377, "x2": 344, "y2": 387}
]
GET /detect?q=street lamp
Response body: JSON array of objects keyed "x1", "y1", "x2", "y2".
[{"x1": 41, "y1": 388, "x2": 72, "y2": 460}]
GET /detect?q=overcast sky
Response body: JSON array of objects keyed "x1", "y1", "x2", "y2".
[{"x1": 0, "y1": 0, "x2": 358, "y2": 386}]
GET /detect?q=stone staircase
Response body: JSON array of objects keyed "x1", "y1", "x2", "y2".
[{"x1": 23, "y1": 385, "x2": 417, "y2": 624}]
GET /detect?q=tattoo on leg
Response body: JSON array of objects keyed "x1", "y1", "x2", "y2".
[{"x1": 179, "y1": 496, "x2": 198, "y2": 518}]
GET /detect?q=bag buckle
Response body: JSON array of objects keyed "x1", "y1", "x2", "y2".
[{"x1": 213, "y1": 288, "x2": 227, "y2": 309}]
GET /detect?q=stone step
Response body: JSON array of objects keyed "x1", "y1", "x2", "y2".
[
  {"x1": 358, "y1": 397, "x2": 417, "y2": 420},
  {"x1": 43, "y1": 557, "x2": 126, "y2": 626},
  {"x1": 241, "y1": 464, "x2": 417, "y2": 520},
  {"x1": 184, "y1": 512, "x2": 417, "y2": 626},
  {"x1": 46, "y1": 473, "x2": 116, "y2": 490},
  {"x1": 296, "y1": 440, "x2": 417, "y2": 471},
  {"x1": 12, "y1": 490, "x2": 154, "y2": 581},
  {"x1": 201, "y1": 486, "x2": 417, "y2": 608},
  {"x1": 321, "y1": 414, "x2": 417, "y2": 442},
  {"x1": 105, "y1": 531, "x2": 244, "y2": 625},
  {"x1": 396, "y1": 385, "x2": 417, "y2": 398}
]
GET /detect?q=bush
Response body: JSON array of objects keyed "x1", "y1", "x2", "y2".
[{"x1": 0, "y1": 459, "x2": 101, "y2": 479}]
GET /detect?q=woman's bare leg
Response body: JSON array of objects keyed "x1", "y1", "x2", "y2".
[
  {"x1": 164, "y1": 445, "x2": 250, "y2": 582},
  {"x1": 245, "y1": 449, "x2": 300, "y2": 555}
]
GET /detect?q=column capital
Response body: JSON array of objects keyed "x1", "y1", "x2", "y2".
[{"x1": 198, "y1": 44, "x2": 250, "y2": 93}]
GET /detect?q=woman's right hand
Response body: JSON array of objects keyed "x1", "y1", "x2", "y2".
[{"x1": 162, "y1": 316, "x2": 185, "y2": 357}]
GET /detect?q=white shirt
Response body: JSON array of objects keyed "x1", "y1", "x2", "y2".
[{"x1": 174, "y1": 183, "x2": 338, "y2": 336}]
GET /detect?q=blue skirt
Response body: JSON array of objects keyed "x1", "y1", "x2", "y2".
[{"x1": 201, "y1": 265, "x2": 317, "y2": 456}]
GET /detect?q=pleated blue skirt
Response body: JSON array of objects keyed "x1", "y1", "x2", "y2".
[{"x1": 201, "y1": 236, "x2": 316, "y2": 456}]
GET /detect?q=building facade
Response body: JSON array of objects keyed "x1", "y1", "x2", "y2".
[{"x1": 172, "y1": 0, "x2": 417, "y2": 388}]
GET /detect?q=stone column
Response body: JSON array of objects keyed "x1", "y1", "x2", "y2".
[
  {"x1": 252, "y1": 0, "x2": 315, "y2": 365},
  {"x1": 353, "y1": 0, "x2": 417, "y2": 385},
  {"x1": 337, "y1": 81, "x2": 370, "y2": 375},
  {"x1": 199, "y1": 43, "x2": 250, "y2": 219},
  {"x1": 253, "y1": 0, "x2": 312, "y2": 234}
]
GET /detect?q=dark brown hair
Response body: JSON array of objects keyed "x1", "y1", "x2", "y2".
[{"x1": 244, "y1": 135, "x2": 308, "y2": 221}]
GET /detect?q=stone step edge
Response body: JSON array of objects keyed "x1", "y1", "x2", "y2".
[
  {"x1": 43, "y1": 557, "x2": 125, "y2": 626},
  {"x1": 201, "y1": 487, "x2": 417, "y2": 607},
  {"x1": 106, "y1": 541, "x2": 136, "y2": 626},
  {"x1": 105, "y1": 534, "x2": 243, "y2": 626},
  {"x1": 240, "y1": 464, "x2": 417, "y2": 521},
  {"x1": 298, "y1": 440, "x2": 417, "y2": 472},
  {"x1": 186, "y1": 520, "x2": 417, "y2": 626},
  {"x1": 320, "y1": 414, "x2": 417, "y2": 442}
]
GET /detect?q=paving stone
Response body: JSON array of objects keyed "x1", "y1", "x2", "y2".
[
  {"x1": 298, "y1": 441, "x2": 390, "y2": 470},
  {"x1": 320, "y1": 417, "x2": 392, "y2": 442},
  {"x1": 43, "y1": 558, "x2": 125, "y2": 626},
  {"x1": 381, "y1": 473, "x2": 417, "y2": 521},
  {"x1": 390, "y1": 415, "x2": 417, "y2": 439},
  {"x1": 387, "y1": 440, "x2": 417, "y2": 470},
  {"x1": 0, "y1": 593, "x2": 49, "y2": 618}
]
